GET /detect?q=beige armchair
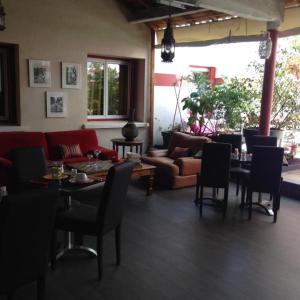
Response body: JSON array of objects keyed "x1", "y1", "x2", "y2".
[{"x1": 142, "y1": 132, "x2": 211, "y2": 189}]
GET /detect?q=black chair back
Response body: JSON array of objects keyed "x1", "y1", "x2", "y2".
[
  {"x1": 250, "y1": 146, "x2": 284, "y2": 193},
  {"x1": 246, "y1": 135, "x2": 277, "y2": 153},
  {"x1": 200, "y1": 142, "x2": 232, "y2": 188},
  {"x1": 97, "y1": 161, "x2": 134, "y2": 234},
  {"x1": 211, "y1": 134, "x2": 242, "y2": 153},
  {"x1": 11, "y1": 147, "x2": 48, "y2": 185},
  {"x1": 0, "y1": 189, "x2": 57, "y2": 294}
]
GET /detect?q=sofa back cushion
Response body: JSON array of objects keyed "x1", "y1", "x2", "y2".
[
  {"x1": 46, "y1": 129, "x2": 99, "y2": 160},
  {"x1": 168, "y1": 132, "x2": 211, "y2": 156},
  {"x1": 0, "y1": 132, "x2": 49, "y2": 159}
]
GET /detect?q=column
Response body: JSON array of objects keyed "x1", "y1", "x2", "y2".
[{"x1": 259, "y1": 29, "x2": 279, "y2": 136}]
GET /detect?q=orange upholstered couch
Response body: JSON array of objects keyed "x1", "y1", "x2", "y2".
[{"x1": 142, "y1": 132, "x2": 211, "y2": 189}]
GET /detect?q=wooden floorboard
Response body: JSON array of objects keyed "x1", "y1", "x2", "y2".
[{"x1": 3, "y1": 181, "x2": 300, "y2": 300}]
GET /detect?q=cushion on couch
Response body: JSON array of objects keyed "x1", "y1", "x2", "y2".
[
  {"x1": 169, "y1": 147, "x2": 190, "y2": 159},
  {"x1": 59, "y1": 144, "x2": 83, "y2": 159},
  {"x1": 174, "y1": 157, "x2": 202, "y2": 176},
  {"x1": 168, "y1": 132, "x2": 211, "y2": 156}
]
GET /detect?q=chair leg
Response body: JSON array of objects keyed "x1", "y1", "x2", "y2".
[
  {"x1": 50, "y1": 230, "x2": 57, "y2": 271},
  {"x1": 248, "y1": 190, "x2": 252, "y2": 220},
  {"x1": 273, "y1": 193, "x2": 280, "y2": 223},
  {"x1": 115, "y1": 225, "x2": 121, "y2": 265},
  {"x1": 236, "y1": 174, "x2": 240, "y2": 196},
  {"x1": 199, "y1": 185, "x2": 204, "y2": 217},
  {"x1": 195, "y1": 174, "x2": 200, "y2": 205},
  {"x1": 223, "y1": 187, "x2": 228, "y2": 218},
  {"x1": 241, "y1": 185, "x2": 246, "y2": 209},
  {"x1": 97, "y1": 237, "x2": 103, "y2": 281},
  {"x1": 37, "y1": 276, "x2": 46, "y2": 300}
]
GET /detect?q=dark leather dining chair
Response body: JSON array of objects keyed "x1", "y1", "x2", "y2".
[
  {"x1": 246, "y1": 135, "x2": 277, "y2": 154},
  {"x1": 11, "y1": 147, "x2": 48, "y2": 189},
  {"x1": 242, "y1": 146, "x2": 284, "y2": 222},
  {"x1": 211, "y1": 134, "x2": 245, "y2": 196},
  {"x1": 0, "y1": 189, "x2": 58, "y2": 300},
  {"x1": 195, "y1": 142, "x2": 231, "y2": 218},
  {"x1": 51, "y1": 161, "x2": 134, "y2": 281}
]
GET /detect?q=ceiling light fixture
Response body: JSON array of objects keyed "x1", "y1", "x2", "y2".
[
  {"x1": 0, "y1": 0, "x2": 6, "y2": 31},
  {"x1": 161, "y1": 1, "x2": 175, "y2": 63}
]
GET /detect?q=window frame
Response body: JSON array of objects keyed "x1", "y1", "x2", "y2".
[{"x1": 87, "y1": 57, "x2": 131, "y2": 120}]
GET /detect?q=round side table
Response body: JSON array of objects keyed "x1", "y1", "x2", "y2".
[{"x1": 111, "y1": 138, "x2": 143, "y2": 158}]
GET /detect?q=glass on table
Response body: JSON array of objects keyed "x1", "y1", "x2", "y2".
[{"x1": 86, "y1": 153, "x2": 93, "y2": 167}]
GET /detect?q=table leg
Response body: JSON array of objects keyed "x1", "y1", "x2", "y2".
[
  {"x1": 140, "y1": 144, "x2": 143, "y2": 155},
  {"x1": 147, "y1": 174, "x2": 154, "y2": 196},
  {"x1": 122, "y1": 146, "x2": 125, "y2": 158}
]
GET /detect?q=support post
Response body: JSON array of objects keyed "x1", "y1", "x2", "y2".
[{"x1": 259, "y1": 29, "x2": 279, "y2": 136}]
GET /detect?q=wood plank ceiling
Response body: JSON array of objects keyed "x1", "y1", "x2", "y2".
[{"x1": 117, "y1": 0, "x2": 300, "y2": 30}]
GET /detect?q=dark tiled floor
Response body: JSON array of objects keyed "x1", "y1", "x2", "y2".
[{"x1": 3, "y1": 181, "x2": 300, "y2": 300}]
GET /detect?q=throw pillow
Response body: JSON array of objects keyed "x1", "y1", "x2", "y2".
[
  {"x1": 59, "y1": 144, "x2": 83, "y2": 159},
  {"x1": 169, "y1": 147, "x2": 190, "y2": 159}
]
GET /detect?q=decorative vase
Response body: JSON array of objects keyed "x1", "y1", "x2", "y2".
[{"x1": 122, "y1": 109, "x2": 138, "y2": 141}]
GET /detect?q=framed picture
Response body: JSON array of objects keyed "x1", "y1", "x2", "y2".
[
  {"x1": 29, "y1": 59, "x2": 51, "y2": 87},
  {"x1": 46, "y1": 92, "x2": 67, "y2": 118},
  {"x1": 62, "y1": 62, "x2": 81, "y2": 89}
]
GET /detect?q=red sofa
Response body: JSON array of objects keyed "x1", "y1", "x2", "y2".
[{"x1": 0, "y1": 129, "x2": 118, "y2": 189}]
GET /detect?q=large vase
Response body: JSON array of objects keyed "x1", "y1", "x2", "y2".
[{"x1": 122, "y1": 110, "x2": 138, "y2": 141}]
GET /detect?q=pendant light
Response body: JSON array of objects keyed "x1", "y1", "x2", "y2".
[
  {"x1": 259, "y1": 31, "x2": 272, "y2": 60},
  {"x1": 0, "y1": 0, "x2": 5, "y2": 31},
  {"x1": 161, "y1": 2, "x2": 175, "y2": 63}
]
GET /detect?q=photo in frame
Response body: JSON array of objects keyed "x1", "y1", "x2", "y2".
[
  {"x1": 29, "y1": 59, "x2": 51, "y2": 87},
  {"x1": 62, "y1": 62, "x2": 81, "y2": 89},
  {"x1": 46, "y1": 91, "x2": 67, "y2": 118}
]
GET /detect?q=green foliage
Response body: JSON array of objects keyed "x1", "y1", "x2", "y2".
[{"x1": 182, "y1": 37, "x2": 300, "y2": 131}]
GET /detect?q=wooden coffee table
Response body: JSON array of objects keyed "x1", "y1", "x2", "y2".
[{"x1": 67, "y1": 161, "x2": 156, "y2": 196}]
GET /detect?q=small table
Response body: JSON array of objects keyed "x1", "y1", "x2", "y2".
[
  {"x1": 111, "y1": 138, "x2": 143, "y2": 158},
  {"x1": 67, "y1": 161, "x2": 156, "y2": 196}
]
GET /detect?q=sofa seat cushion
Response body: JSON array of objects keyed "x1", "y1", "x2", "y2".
[
  {"x1": 60, "y1": 157, "x2": 90, "y2": 164},
  {"x1": 142, "y1": 156, "x2": 179, "y2": 176},
  {"x1": 174, "y1": 157, "x2": 202, "y2": 176}
]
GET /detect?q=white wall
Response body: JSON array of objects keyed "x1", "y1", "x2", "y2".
[{"x1": 0, "y1": 0, "x2": 150, "y2": 149}]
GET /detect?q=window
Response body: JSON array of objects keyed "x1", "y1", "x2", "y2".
[{"x1": 87, "y1": 58, "x2": 130, "y2": 119}]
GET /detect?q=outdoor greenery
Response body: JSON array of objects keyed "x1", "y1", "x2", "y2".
[{"x1": 182, "y1": 37, "x2": 300, "y2": 134}]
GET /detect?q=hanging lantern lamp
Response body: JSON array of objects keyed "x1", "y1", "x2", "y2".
[
  {"x1": 259, "y1": 31, "x2": 272, "y2": 60},
  {"x1": 161, "y1": 1, "x2": 175, "y2": 63}
]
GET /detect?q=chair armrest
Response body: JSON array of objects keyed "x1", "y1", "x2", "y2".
[
  {"x1": 174, "y1": 157, "x2": 202, "y2": 176},
  {"x1": 0, "y1": 157, "x2": 12, "y2": 170},
  {"x1": 148, "y1": 149, "x2": 168, "y2": 157}
]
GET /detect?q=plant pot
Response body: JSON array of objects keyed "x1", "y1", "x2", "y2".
[
  {"x1": 243, "y1": 127, "x2": 284, "y2": 146},
  {"x1": 161, "y1": 130, "x2": 173, "y2": 149}
]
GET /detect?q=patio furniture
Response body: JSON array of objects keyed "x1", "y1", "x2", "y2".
[
  {"x1": 196, "y1": 142, "x2": 231, "y2": 218},
  {"x1": 0, "y1": 129, "x2": 118, "y2": 190},
  {"x1": 111, "y1": 138, "x2": 143, "y2": 158},
  {"x1": 0, "y1": 189, "x2": 58, "y2": 300},
  {"x1": 246, "y1": 135, "x2": 277, "y2": 153},
  {"x1": 67, "y1": 161, "x2": 156, "y2": 196},
  {"x1": 242, "y1": 146, "x2": 284, "y2": 222},
  {"x1": 211, "y1": 134, "x2": 245, "y2": 196},
  {"x1": 51, "y1": 161, "x2": 134, "y2": 281},
  {"x1": 11, "y1": 147, "x2": 48, "y2": 189},
  {"x1": 142, "y1": 132, "x2": 211, "y2": 189}
]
